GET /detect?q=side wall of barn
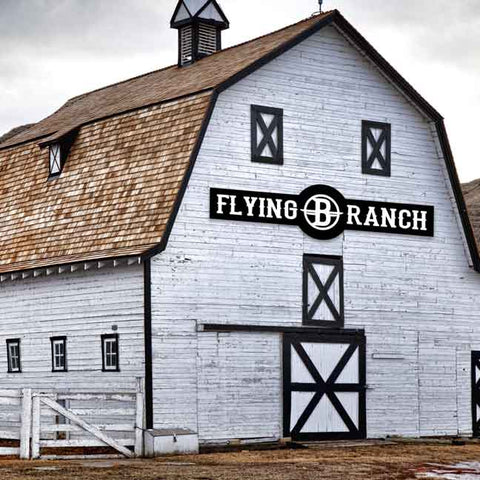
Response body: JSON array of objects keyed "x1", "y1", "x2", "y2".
[
  {"x1": 150, "y1": 24, "x2": 480, "y2": 441},
  {"x1": 0, "y1": 264, "x2": 145, "y2": 391}
]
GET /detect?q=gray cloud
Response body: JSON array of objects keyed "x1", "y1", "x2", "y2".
[
  {"x1": 336, "y1": 0, "x2": 480, "y2": 68},
  {"x1": 0, "y1": 0, "x2": 174, "y2": 55}
]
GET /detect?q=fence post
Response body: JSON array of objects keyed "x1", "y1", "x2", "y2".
[
  {"x1": 135, "y1": 377, "x2": 145, "y2": 457},
  {"x1": 20, "y1": 389, "x2": 32, "y2": 460},
  {"x1": 31, "y1": 395, "x2": 41, "y2": 460}
]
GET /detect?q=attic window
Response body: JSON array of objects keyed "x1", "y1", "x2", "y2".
[
  {"x1": 49, "y1": 144, "x2": 62, "y2": 176},
  {"x1": 362, "y1": 121, "x2": 391, "y2": 177},
  {"x1": 44, "y1": 129, "x2": 78, "y2": 179},
  {"x1": 251, "y1": 105, "x2": 284, "y2": 165}
]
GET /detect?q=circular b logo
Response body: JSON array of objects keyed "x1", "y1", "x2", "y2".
[
  {"x1": 303, "y1": 194, "x2": 342, "y2": 231},
  {"x1": 299, "y1": 185, "x2": 347, "y2": 240}
]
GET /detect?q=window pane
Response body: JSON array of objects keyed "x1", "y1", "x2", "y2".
[
  {"x1": 49, "y1": 144, "x2": 61, "y2": 175},
  {"x1": 8, "y1": 342, "x2": 20, "y2": 372},
  {"x1": 52, "y1": 340, "x2": 65, "y2": 370},
  {"x1": 103, "y1": 337, "x2": 118, "y2": 370}
]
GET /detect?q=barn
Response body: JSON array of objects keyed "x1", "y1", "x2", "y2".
[{"x1": 1, "y1": 1, "x2": 480, "y2": 456}]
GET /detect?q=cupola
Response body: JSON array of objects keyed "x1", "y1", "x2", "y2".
[{"x1": 171, "y1": 0, "x2": 229, "y2": 66}]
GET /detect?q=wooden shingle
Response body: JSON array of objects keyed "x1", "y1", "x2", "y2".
[{"x1": 0, "y1": 93, "x2": 212, "y2": 273}]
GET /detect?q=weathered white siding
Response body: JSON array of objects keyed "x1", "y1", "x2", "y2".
[
  {"x1": 197, "y1": 332, "x2": 282, "y2": 442},
  {"x1": 0, "y1": 264, "x2": 144, "y2": 391},
  {"x1": 151, "y1": 24, "x2": 480, "y2": 441}
]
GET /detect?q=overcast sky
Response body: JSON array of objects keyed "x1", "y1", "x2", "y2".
[{"x1": 1, "y1": 0, "x2": 479, "y2": 181}]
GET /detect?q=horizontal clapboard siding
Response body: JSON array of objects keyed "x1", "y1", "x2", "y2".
[
  {"x1": 0, "y1": 265, "x2": 144, "y2": 391},
  {"x1": 197, "y1": 332, "x2": 282, "y2": 442},
  {"x1": 151, "y1": 24, "x2": 480, "y2": 442}
]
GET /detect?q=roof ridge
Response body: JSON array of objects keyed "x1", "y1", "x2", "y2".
[
  {"x1": 204, "y1": 11, "x2": 334, "y2": 60},
  {"x1": 63, "y1": 11, "x2": 334, "y2": 105}
]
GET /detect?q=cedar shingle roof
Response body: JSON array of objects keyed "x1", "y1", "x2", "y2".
[
  {"x1": 0, "y1": 12, "x2": 334, "y2": 273},
  {"x1": 0, "y1": 124, "x2": 35, "y2": 145},
  {"x1": 0, "y1": 93, "x2": 211, "y2": 273}
]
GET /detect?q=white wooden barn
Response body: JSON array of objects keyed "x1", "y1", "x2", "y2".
[{"x1": 1, "y1": 1, "x2": 480, "y2": 454}]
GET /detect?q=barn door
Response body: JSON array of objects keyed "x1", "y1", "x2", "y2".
[
  {"x1": 472, "y1": 351, "x2": 480, "y2": 437},
  {"x1": 283, "y1": 333, "x2": 366, "y2": 441}
]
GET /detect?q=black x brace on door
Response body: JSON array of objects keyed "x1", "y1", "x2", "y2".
[{"x1": 283, "y1": 332, "x2": 366, "y2": 441}]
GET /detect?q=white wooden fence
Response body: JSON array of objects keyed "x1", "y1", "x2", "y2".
[
  {"x1": 0, "y1": 389, "x2": 23, "y2": 457},
  {"x1": 0, "y1": 380, "x2": 144, "y2": 460}
]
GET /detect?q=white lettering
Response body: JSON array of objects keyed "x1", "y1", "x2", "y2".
[
  {"x1": 244, "y1": 196, "x2": 258, "y2": 217},
  {"x1": 266, "y1": 199, "x2": 282, "y2": 219},
  {"x1": 216, "y1": 194, "x2": 230, "y2": 215},
  {"x1": 399, "y1": 209, "x2": 412, "y2": 229},
  {"x1": 381, "y1": 208, "x2": 397, "y2": 229},
  {"x1": 412, "y1": 210, "x2": 428, "y2": 231},
  {"x1": 347, "y1": 205, "x2": 362, "y2": 226},
  {"x1": 364, "y1": 206, "x2": 380, "y2": 227},
  {"x1": 312, "y1": 198, "x2": 333, "y2": 228},
  {"x1": 258, "y1": 198, "x2": 266, "y2": 218},
  {"x1": 284, "y1": 200, "x2": 297, "y2": 220},
  {"x1": 230, "y1": 196, "x2": 242, "y2": 216}
]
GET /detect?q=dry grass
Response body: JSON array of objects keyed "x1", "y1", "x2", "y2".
[{"x1": 0, "y1": 443, "x2": 479, "y2": 479}]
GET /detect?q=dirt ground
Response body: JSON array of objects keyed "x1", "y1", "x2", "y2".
[{"x1": 1, "y1": 441, "x2": 480, "y2": 480}]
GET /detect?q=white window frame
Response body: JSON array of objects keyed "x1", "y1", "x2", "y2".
[
  {"x1": 102, "y1": 334, "x2": 119, "y2": 372},
  {"x1": 51, "y1": 337, "x2": 67, "y2": 372},
  {"x1": 6, "y1": 339, "x2": 21, "y2": 373},
  {"x1": 49, "y1": 143, "x2": 62, "y2": 176}
]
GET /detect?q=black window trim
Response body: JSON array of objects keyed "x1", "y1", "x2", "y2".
[
  {"x1": 362, "y1": 120, "x2": 391, "y2": 177},
  {"x1": 48, "y1": 143, "x2": 63, "y2": 179},
  {"x1": 45, "y1": 129, "x2": 78, "y2": 180},
  {"x1": 50, "y1": 336, "x2": 68, "y2": 372},
  {"x1": 101, "y1": 333, "x2": 120, "y2": 372},
  {"x1": 6, "y1": 338, "x2": 21, "y2": 374},
  {"x1": 303, "y1": 254, "x2": 344, "y2": 328},
  {"x1": 251, "y1": 104, "x2": 284, "y2": 165}
]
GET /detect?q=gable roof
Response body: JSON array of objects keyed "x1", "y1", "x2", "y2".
[{"x1": 0, "y1": 10, "x2": 478, "y2": 275}]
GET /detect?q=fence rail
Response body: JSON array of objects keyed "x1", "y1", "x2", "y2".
[{"x1": 0, "y1": 379, "x2": 144, "y2": 459}]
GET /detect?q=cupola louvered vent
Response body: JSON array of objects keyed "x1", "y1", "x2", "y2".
[
  {"x1": 198, "y1": 23, "x2": 218, "y2": 57},
  {"x1": 171, "y1": 0, "x2": 229, "y2": 67},
  {"x1": 180, "y1": 25, "x2": 194, "y2": 65}
]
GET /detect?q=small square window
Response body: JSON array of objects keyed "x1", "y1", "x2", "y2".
[
  {"x1": 251, "y1": 105, "x2": 284, "y2": 165},
  {"x1": 303, "y1": 255, "x2": 344, "y2": 328},
  {"x1": 6, "y1": 339, "x2": 21, "y2": 373},
  {"x1": 49, "y1": 144, "x2": 62, "y2": 177},
  {"x1": 102, "y1": 334, "x2": 119, "y2": 372},
  {"x1": 51, "y1": 337, "x2": 67, "y2": 372},
  {"x1": 362, "y1": 120, "x2": 391, "y2": 177}
]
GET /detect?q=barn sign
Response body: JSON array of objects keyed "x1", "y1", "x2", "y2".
[{"x1": 210, "y1": 185, "x2": 434, "y2": 240}]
